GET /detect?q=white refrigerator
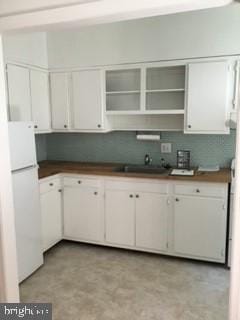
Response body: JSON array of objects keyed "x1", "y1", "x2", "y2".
[{"x1": 8, "y1": 122, "x2": 43, "y2": 282}]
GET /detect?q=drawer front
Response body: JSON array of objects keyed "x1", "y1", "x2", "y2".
[
  {"x1": 40, "y1": 178, "x2": 61, "y2": 194},
  {"x1": 174, "y1": 183, "x2": 226, "y2": 198},
  {"x1": 105, "y1": 180, "x2": 168, "y2": 194},
  {"x1": 63, "y1": 176, "x2": 102, "y2": 188}
]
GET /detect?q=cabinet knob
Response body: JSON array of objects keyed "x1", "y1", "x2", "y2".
[
  {"x1": 34, "y1": 125, "x2": 38, "y2": 129},
  {"x1": 129, "y1": 194, "x2": 133, "y2": 198},
  {"x1": 64, "y1": 125, "x2": 68, "y2": 128},
  {"x1": 188, "y1": 125, "x2": 192, "y2": 128},
  {"x1": 58, "y1": 189, "x2": 62, "y2": 193},
  {"x1": 175, "y1": 198, "x2": 180, "y2": 202},
  {"x1": 196, "y1": 189, "x2": 200, "y2": 193},
  {"x1": 49, "y1": 183, "x2": 54, "y2": 186},
  {"x1": 97, "y1": 124, "x2": 101, "y2": 128},
  {"x1": 94, "y1": 191, "x2": 98, "y2": 195},
  {"x1": 136, "y1": 194, "x2": 139, "y2": 198},
  {"x1": 78, "y1": 180, "x2": 82, "y2": 184}
]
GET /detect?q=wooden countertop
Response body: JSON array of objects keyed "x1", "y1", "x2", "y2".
[{"x1": 38, "y1": 161, "x2": 231, "y2": 183}]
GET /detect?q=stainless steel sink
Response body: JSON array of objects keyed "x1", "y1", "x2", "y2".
[{"x1": 117, "y1": 165, "x2": 168, "y2": 174}]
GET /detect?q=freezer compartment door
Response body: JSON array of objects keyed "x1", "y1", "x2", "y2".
[
  {"x1": 8, "y1": 122, "x2": 37, "y2": 171},
  {"x1": 12, "y1": 167, "x2": 43, "y2": 282}
]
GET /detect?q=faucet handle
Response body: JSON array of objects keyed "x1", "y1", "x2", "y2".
[{"x1": 144, "y1": 154, "x2": 152, "y2": 165}]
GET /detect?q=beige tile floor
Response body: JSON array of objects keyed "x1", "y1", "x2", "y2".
[{"x1": 20, "y1": 241, "x2": 230, "y2": 320}]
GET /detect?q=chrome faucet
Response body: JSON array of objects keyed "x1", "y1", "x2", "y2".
[{"x1": 144, "y1": 154, "x2": 152, "y2": 166}]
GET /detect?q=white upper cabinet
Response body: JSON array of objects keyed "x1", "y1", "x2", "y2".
[
  {"x1": 50, "y1": 72, "x2": 70, "y2": 130},
  {"x1": 30, "y1": 70, "x2": 51, "y2": 132},
  {"x1": 72, "y1": 69, "x2": 104, "y2": 130},
  {"x1": 7, "y1": 64, "x2": 32, "y2": 121},
  {"x1": 7, "y1": 58, "x2": 237, "y2": 134},
  {"x1": 185, "y1": 60, "x2": 231, "y2": 134},
  {"x1": 7, "y1": 64, "x2": 51, "y2": 133}
]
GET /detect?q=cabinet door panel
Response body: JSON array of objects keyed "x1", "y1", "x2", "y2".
[
  {"x1": 186, "y1": 61, "x2": 230, "y2": 134},
  {"x1": 105, "y1": 190, "x2": 135, "y2": 246},
  {"x1": 30, "y1": 70, "x2": 51, "y2": 131},
  {"x1": 72, "y1": 70, "x2": 103, "y2": 130},
  {"x1": 173, "y1": 196, "x2": 227, "y2": 261},
  {"x1": 50, "y1": 73, "x2": 70, "y2": 130},
  {"x1": 7, "y1": 64, "x2": 31, "y2": 121},
  {"x1": 64, "y1": 186, "x2": 104, "y2": 242},
  {"x1": 41, "y1": 188, "x2": 62, "y2": 251},
  {"x1": 136, "y1": 193, "x2": 168, "y2": 251}
]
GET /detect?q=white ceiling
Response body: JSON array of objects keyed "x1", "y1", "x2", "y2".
[
  {"x1": 0, "y1": 0, "x2": 234, "y2": 32},
  {"x1": 0, "y1": 0, "x2": 98, "y2": 17}
]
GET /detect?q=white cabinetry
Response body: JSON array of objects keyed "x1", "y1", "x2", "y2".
[
  {"x1": 7, "y1": 64, "x2": 51, "y2": 133},
  {"x1": 185, "y1": 60, "x2": 231, "y2": 134},
  {"x1": 40, "y1": 177, "x2": 62, "y2": 252},
  {"x1": 105, "y1": 180, "x2": 169, "y2": 251},
  {"x1": 30, "y1": 70, "x2": 51, "y2": 132},
  {"x1": 106, "y1": 68, "x2": 141, "y2": 113},
  {"x1": 136, "y1": 192, "x2": 168, "y2": 251},
  {"x1": 72, "y1": 69, "x2": 104, "y2": 130},
  {"x1": 105, "y1": 65, "x2": 185, "y2": 131},
  {"x1": 50, "y1": 72, "x2": 70, "y2": 130},
  {"x1": 7, "y1": 64, "x2": 31, "y2": 121},
  {"x1": 63, "y1": 176, "x2": 104, "y2": 242},
  {"x1": 173, "y1": 183, "x2": 228, "y2": 262},
  {"x1": 105, "y1": 190, "x2": 135, "y2": 246},
  {"x1": 39, "y1": 173, "x2": 228, "y2": 263}
]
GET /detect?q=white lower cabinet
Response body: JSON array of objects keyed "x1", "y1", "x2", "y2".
[
  {"x1": 105, "y1": 180, "x2": 169, "y2": 250},
  {"x1": 173, "y1": 183, "x2": 228, "y2": 262},
  {"x1": 40, "y1": 175, "x2": 228, "y2": 263},
  {"x1": 136, "y1": 192, "x2": 168, "y2": 251},
  {"x1": 40, "y1": 177, "x2": 62, "y2": 252},
  {"x1": 105, "y1": 190, "x2": 135, "y2": 246},
  {"x1": 63, "y1": 177, "x2": 104, "y2": 242}
]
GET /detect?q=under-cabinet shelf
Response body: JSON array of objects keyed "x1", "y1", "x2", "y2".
[
  {"x1": 106, "y1": 110, "x2": 185, "y2": 116},
  {"x1": 106, "y1": 93, "x2": 140, "y2": 112},
  {"x1": 106, "y1": 90, "x2": 141, "y2": 95},
  {"x1": 145, "y1": 88, "x2": 185, "y2": 93},
  {"x1": 146, "y1": 90, "x2": 185, "y2": 111}
]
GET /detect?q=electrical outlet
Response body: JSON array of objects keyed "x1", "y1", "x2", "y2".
[{"x1": 161, "y1": 143, "x2": 172, "y2": 153}]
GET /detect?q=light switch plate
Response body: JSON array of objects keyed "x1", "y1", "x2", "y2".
[{"x1": 161, "y1": 143, "x2": 172, "y2": 153}]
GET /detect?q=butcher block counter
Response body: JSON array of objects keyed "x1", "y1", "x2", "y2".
[{"x1": 38, "y1": 161, "x2": 231, "y2": 183}]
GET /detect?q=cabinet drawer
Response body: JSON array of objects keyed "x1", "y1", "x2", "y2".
[
  {"x1": 174, "y1": 183, "x2": 226, "y2": 198},
  {"x1": 63, "y1": 176, "x2": 102, "y2": 188},
  {"x1": 40, "y1": 178, "x2": 61, "y2": 194},
  {"x1": 105, "y1": 180, "x2": 168, "y2": 194}
]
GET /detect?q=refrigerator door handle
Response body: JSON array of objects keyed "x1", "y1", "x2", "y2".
[{"x1": 12, "y1": 165, "x2": 37, "y2": 174}]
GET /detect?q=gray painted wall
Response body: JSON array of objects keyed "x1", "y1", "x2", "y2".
[
  {"x1": 47, "y1": 4, "x2": 240, "y2": 69},
  {"x1": 35, "y1": 135, "x2": 47, "y2": 162},
  {"x1": 3, "y1": 33, "x2": 49, "y2": 68},
  {"x1": 38, "y1": 131, "x2": 236, "y2": 168}
]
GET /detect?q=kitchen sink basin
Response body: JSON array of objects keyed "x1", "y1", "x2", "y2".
[{"x1": 117, "y1": 165, "x2": 168, "y2": 174}]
